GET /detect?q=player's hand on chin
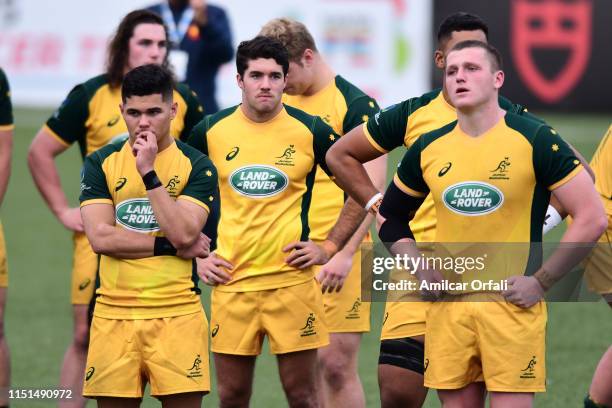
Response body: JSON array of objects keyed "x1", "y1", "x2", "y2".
[
  {"x1": 501, "y1": 275, "x2": 544, "y2": 308},
  {"x1": 316, "y1": 250, "x2": 353, "y2": 293},
  {"x1": 283, "y1": 240, "x2": 330, "y2": 269},
  {"x1": 196, "y1": 252, "x2": 233, "y2": 286},
  {"x1": 132, "y1": 131, "x2": 158, "y2": 176},
  {"x1": 177, "y1": 233, "x2": 211, "y2": 259}
]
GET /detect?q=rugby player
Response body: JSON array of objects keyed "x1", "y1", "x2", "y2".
[
  {"x1": 27, "y1": 10, "x2": 203, "y2": 406},
  {"x1": 188, "y1": 36, "x2": 366, "y2": 407},
  {"x1": 584, "y1": 124, "x2": 612, "y2": 408},
  {"x1": 259, "y1": 18, "x2": 385, "y2": 407},
  {"x1": 0, "y1": 67, "x2": 13, "y2": 408},
  {"x1": 325, "y1": 12, "x2": 593, "y2": 408},
  {"x1": 378, "y1": 40, "x2": 606, "y2": 407},
  {"x1": 79, "y1": 63, "x2": 216, "y2": 407}
]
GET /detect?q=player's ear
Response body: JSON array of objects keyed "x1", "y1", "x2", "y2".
[
  {"x1": 303, "y1": 49, "x2": 314, "y2": 66},
  {"x1": 434, "y1": 50, "x2": 445, "y2": 69},
  {"x1": 170, "y1": 102, "x2": 178, "y2": 119},
  {"x1": 236, "y1": 73, "x2": 244, "y2": 90},
  {"x1": 494, "y1": 70, "x2": 504, "y2": 90}
]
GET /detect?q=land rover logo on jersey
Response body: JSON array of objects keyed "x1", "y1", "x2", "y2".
[
  {"x1": 229, "y1": 165, "x2": 288, "y2": 198},
  {"x1": 443, "y1": 182, "x2": 504, "y2": 216},
  {"x1": 115, "y1": 199, "x2": 160, "y2": 232}
]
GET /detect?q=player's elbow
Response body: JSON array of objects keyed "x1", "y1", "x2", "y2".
[
  {"x1": 165, "y1": 230, "x2": 198, "y2": 251},
  {"x1": 592, "y1": 212, "x2": 609, "y2": 240},
  {"x1": 325, "y1": 143, "x2": 345, "y2": 176}
]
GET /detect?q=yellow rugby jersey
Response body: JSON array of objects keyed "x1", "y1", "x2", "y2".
[
  {"x1": 188, "y1": 104, "x2": 339, "y2": 292},
  {"x1": 45, "y1": 74, "x2": 204, "y2": 158},
  {"x1": 79, "y1": 139, "x2": 217, "y2": 319},
  {"x1": 394, "y1": 113, "x2": 581, "y2": 283},
  {"x1": 591, "y1": 125, "x2": 612, "y2": 216},
  {"x1": 366, "y1": 88, "x2": 538, "y2": 242},
  {"x1": 283, "y1": 75, "x2": 379, "y2": 241},
  {"x1": 0, "y1": 68, "x2": 13, "y2": 131}
]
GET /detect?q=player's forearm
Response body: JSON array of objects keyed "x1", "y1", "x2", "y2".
[
  {"x1": 0, "y1": 130, "x2": 12, "y2": 206},
  {"x1": 27, "y1": 145, "x2": 71, "y2": 217},
  {"x1": 326, "y1": 145, "x2": 381, "y2": 207},
  {"x1": 146, "y1": 186, "x2": 202, "y2": 249},
  {"x1": 86, "y1": 222, "x2": 155, "y2": 259},
  {"x1": 536, "y1": 206, "x2": 607, "y2": 291},
  {"x1": 342, "y1": 213, "x2": 373, "y2": 255},
  {"x1": 325, "y1": 197, "x2": 367, "y2": 254}
]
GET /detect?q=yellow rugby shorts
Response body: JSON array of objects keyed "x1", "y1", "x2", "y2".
[
  {"x1": 83, "y1": 308, "x2": 209, "y2": 398},
  {"x1": 71, "y1": 232, "x2": 98, "y2": 304},
  {"x1": 424, "y1": 298, "x2": 546, "y2": 392},
  {"x1": 211, "y1": 278, "x2": 329, "y2": 355}
]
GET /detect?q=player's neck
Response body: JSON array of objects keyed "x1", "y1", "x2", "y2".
[
  {"x1": 156, "y1": 135, "x2": 174, "y2": 152},
  {"x1": 240, "y1": 102, "x2": 283, "y2": 123},
  {"x1": 302, "y1": 59, "x2": 335, "y2": 96},
  {"x1": 456, "y1": 99, "x2": 505, "y2": 137}
]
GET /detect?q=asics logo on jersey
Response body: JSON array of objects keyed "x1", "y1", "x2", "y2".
[
  {"x1": 114, "y1": 177, "x2": 127, "y2": 192},
  {"x1": 443, "y1": 182, "x2": 504, "y2": 216},
  {"x1": 115, "y1": 199, "x2": 160, "y2": 232},
  {"x1": 226, "y1": 147, "x2": 239, "y2": 161},
  {"x1": 107, "y1": 115, "x2": 120, "y2": 127},
  {"x1": 78, "y1": 279, "x2": 91, "y2": 291},
  {"x1": 85, "y1": 367, "x2": 95, "y2": 381},
  {"x1": 230, "y1": 165, "x2": 288, "y2": 198},
  {"x1": 438, "y1": 162, "x2": 452, "y2": 177},
  {"x1": 211, "y1": 324, "x2": 219, "y2": 337}
]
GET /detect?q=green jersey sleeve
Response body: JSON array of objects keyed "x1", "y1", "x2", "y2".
[
  {"x1": 46, "y1": 85, "x2": 89, "y2": 145},
  {"x1": 79, "y1": 152, "x2": 111, "y2": 203},
  {"x1": 365, "y1": 101, "x2": 409, "y2": 152},
  {"x1": 0, "y1": 69, "x2": 13, "y2": 127},
  {"x1": 186, "y1": 118, "x2": 209, "y2": 155},
  {"x1": 533, "y1": 126, "x2": 580, "y2": 190},
  {"x1": 312, "y1": 116, "x2": 340, "y2": 176},
  {"x1": 177, "y1": 83, "x2": 205, "y2": 141},
  {"x1": 395, "y1": 138, "x2": 429, "y2": 196},
  {"x1": 343, "y1": 95, "x2": 380, "y2": 134},
  {"x1": 181, "y1": 155, "x2": 218, "y2": 210}
]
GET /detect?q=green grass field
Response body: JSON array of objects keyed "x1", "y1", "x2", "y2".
[{"x1": 3, "y1": 108, "x2": 611, "y2": 407}]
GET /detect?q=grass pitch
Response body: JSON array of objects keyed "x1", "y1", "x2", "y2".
[{"x1": 3, "y1": 108, "x2": 610, "y2": 407}]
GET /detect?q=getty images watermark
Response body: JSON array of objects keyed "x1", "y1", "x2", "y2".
[{"x1": 359, "y1": 242, "x2": 609, "y2": 302}]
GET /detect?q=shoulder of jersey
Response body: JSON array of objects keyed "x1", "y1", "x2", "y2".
[
  {"x1": 89, "y1": 136, "x2": 126, "y2": 161},
  {"x1": 335, "y1": 75, "x2": 369, "y2": 101},
  {"x1": 206, "y1": 105, "x2": 240, "y2": 130},
  {"x1": 80, "y1": 74, "x2": 110, "y2": 97},
  {"x1": 504, "y1": 111, "x2": 548, "y2": 140}
]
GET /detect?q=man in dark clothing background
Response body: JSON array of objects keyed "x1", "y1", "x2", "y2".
[{"x1": 148, "y1": 0, "x2": 234, "y2": 113}]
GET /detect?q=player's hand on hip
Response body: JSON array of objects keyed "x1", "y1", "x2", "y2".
[
  {"x1": 502, "y1": 275, "x2": 544, "y2": 308},
  {"x1": 132, "y1": 131, "x2": 158, "y2": 176},
  {"x1": 316, "y1": 250, "x2": 353, "y2": 293},
  {"x1": 283, "y1": 240, "x2": 329, "y2": 269},
  {"x1": 196, "y1": 253, "x2": 233, "y2": 286},
  {"x1": 415, "y1": 267, "x2": 444, "y2": 301},
  {"x1": 177, "y1": 233, "x2": 211, "y2": 259},
  {"x1": 59, "y1": 207, "x2": 84, "y2": 232}
]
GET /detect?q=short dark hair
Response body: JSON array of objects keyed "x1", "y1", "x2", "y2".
[
  {"x1": 236, "y1": 36, "x2": 289, "y2": 77},
  {"x1": 437, "y1": 12, "x2": 489, "y2": 46},
  {"x1": 447, "y1": 40, "x2": 503, "y2": 71},
  {"x1": 121, "y1": 64, "x2": 174, "y2": 102},
  {"x1": 106, "y1": 10, "x2": 170, "y2": 88}
]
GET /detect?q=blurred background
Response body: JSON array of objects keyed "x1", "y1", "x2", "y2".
[{"x1": 1, "y1": 0, "x2": 610, "y2": 406}]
